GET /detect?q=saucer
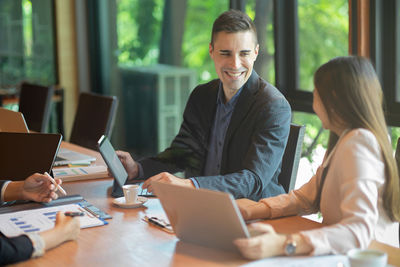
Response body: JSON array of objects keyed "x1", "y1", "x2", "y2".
[{"x1": 112, "y1": 196, "x2": 148, "y2": 208}]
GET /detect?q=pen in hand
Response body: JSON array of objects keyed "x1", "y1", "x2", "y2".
[
  {"x1": 65, "y1": 211, "x2": 85, "y2": 217},
  {"x1": 45, "y1": 172, "x2": 67, "y2": 196}
]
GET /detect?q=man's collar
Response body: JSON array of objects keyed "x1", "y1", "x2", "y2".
[{"x1": 217, "y1": 83, "x2": 243, "y2": 106}]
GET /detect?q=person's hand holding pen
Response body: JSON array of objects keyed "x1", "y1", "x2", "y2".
[
  {"x1": 20, "y1": 172, "x2": 65, "y2": 202},
  {"x1": 40, "y1": 212, "x2": 81, "y2": 252},
  {"x1": 45, "y1": 172, "x2": 67, "y2": 196}
]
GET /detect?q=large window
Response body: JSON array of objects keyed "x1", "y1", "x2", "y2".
[
  {"x1": 116, "y1": 0, "x2": 164, "y2": 66},
  {"x1": 298, "y1": 0, "x2": 348, "y2": 91},
  {"x1": 0, "y1": 0, "x2": 56, "y2": 88},
  {"x1": 182, "y1": 0, "x2": 227, "y2": 83},
  {"x1": 273, "y1": 0, "x2": 349, "y2": 175},
  {"x1": 245, "y1": 0, "x2": 275, "y2": 84}
]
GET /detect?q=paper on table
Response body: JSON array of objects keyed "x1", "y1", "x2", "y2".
[
  {"x1": 53, "y1": 165, "x2": 108, "y2": 182},
  {"x1": 240, "y1": 254, "x2": 349, "y2": 267},
  {"x1": 0, "y1": 203, "x2": 106, "y2": 237}
]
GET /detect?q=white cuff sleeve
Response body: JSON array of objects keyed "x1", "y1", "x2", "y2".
[
  {"x1": 26, "y1": 233, "x2": 46, "y2": 258},
  {"x1": 1, "y1": 180, "x2": 12, "y2": 204}
]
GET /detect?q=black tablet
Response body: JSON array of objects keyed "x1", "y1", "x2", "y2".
[{"x1": 97, "y1": 135, "x2": 128, "y2": 188}]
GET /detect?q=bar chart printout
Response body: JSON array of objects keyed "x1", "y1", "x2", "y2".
[{"x1": 0, "y1": 203, "x2": 105, "y2": 237}]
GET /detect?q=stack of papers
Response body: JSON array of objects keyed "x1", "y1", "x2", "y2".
[{"x1": 53, "y1": 165, "x2": 108, "y2": 182}]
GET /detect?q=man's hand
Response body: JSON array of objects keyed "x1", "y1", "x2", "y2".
[
  {"x1": 234, "y1": 223, "x2": 285, "y2": 260},
  {"x1": 142, "y1": 172, "x2": 194, "y2": 193},
  {"x1": 22, "y1": 173, "x2": 62, "y2": 203},
  {"x1": 236, "y1": 198, "x2": 270, "y2": 221},
  {"x1": 115, "y1": 150, "x2": 139, "y2": 179}
]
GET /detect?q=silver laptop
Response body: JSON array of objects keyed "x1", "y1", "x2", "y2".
[
  {"x1": 54, "y1": 148, "x2": 96, "y2": 166},
  {"x1": 0, "y1": 107, "x2": 29, "y2": 133},
  {"x1": 152, "y1": 182, "x2": 255, "y2": 252}
]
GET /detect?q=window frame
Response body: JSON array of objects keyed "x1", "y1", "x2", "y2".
[{"x1": 370, "y1": 0, "x2": 400, "y2": 126}]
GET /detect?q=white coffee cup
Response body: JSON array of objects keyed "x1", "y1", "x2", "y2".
[
  {"x1": 347, "y1": 248, "x2": 387, "y2": 267},
  {"x1": 122, "y1": 184, "x2": 140, "y2": 204}
]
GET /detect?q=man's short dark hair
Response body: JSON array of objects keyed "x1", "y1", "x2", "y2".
[{"x1": 211, "y1": 9, "x2": 258, "y2": 47}]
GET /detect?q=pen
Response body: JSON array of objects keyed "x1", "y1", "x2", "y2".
[
  {"x1": 45, "y1": 172, "x2": 67, "y2": 196},
  {"x1": 82, "y1": 206, "x2": 100, "y2": 218},
  {"x1": 65, "y1": 211, "x2": 85, "y2": 217},
  {"x1": 148, "y1": 217, "x2": 167, "y2": 228},
  {"x1": 143, "y1": 216, "x2": 174, "y2": 234}
]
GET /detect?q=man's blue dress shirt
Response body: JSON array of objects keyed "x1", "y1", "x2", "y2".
[{"x1": 191, "y1": 83, "x2": 243, "y2": 187}]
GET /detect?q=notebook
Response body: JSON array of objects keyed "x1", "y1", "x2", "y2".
[
  {"x1": 53, "y1": 148, "x2": 96, "y2": 166},
  {"x1": 152, "y1": 182, "x2": 257, "y2": 252},
  {"x1": 53, "y1": 165, "x2": 108, "y2": 182},
  {"x1": 0, "y1": 107, "x2": 29, "y2": 133},
  {"x1": 0, "y1": 132, "x2": 62, "y2": 180}
]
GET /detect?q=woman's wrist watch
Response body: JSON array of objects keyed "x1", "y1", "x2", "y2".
[{"x1": 284, "y1": 234, "x2": 297, "y2": 256}]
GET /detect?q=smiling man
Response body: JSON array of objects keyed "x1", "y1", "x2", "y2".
[{"x1": 116, "y1": 9, "x2": 291, "y2": 200}]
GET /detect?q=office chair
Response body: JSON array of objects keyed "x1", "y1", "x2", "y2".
[
  {"x1": 396, "y1": 137, "x2": 400, "y2": 247},
  {"x1": 18, "y1": 82, "x2": 54, "y2": 133},
  {"x1": 69, "y1": 92, "x2": 118, "y2": 150},
  {"x1": 278, "y1": 123, "x2": 306, "y2": 193}
]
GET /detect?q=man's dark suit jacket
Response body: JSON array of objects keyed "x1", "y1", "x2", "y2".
[
  {"x1": 0, "y1": 180, "x2": 34, "y2": 265},
  {"x1": 139, "y1": 71, "x2": 291, "y2": 200}
]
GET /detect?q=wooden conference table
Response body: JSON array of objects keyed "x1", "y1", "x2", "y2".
[{"x1": 8, "y1": 142, "x2": 400, "y2": 267}]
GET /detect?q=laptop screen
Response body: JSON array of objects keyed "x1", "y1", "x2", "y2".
[{"x1": 0, "y1": 132, "x2": 62, "y2": 181}]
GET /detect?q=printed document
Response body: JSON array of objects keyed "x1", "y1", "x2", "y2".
[{"x1": 0, "y1": 203, "x2": 106, "y2": 237}]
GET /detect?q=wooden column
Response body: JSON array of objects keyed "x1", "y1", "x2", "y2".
[
  {"x1": 349, "y1": 0, "x2": 370, "y2": 57},
  {"x1": 54, "y1": 0, "x2": 79, "y2": 140}
]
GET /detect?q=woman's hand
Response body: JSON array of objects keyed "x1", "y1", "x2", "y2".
[{"x1": 234, "y1": 223, "x2": 286, "y2": 260}]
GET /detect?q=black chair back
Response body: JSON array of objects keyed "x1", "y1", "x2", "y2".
[
  {"x1": 70, "y1": 92, "x2": 118, "y2": 150},
  {"x1": 18, "y1": 82, "x2": 54, "y2": 133},
  {"x1": 278, "y1": 124, "x2": 306, "y2": 193}
]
